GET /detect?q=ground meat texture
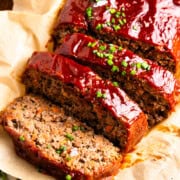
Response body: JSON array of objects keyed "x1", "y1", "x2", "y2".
[
  {"x1": 50, "y1": 0, "x2": 90, "y2": 50},
  {"x1": 22, "y1": 52, "x2": 148, "y2": 152},
  {"x1": 1, "y1": 94, "x2": 122, "y2": 180},
  {"x1": 56, "y1": 33, "x2": 179, "y2": 127},
  {"x1": 87, "y1": 0, "x2": 180, "y2": 73},
  {"x1": 95, "y1": 33, "x2": 176, "y2": 73}
]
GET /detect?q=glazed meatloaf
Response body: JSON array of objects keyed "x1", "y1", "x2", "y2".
[
  {"x1": 56, "y1": 33, "x2": 179, "y2": 127},
  {"x1": 22, "y1": 52, "x2": 148, "y2": 152},
  {"x1": 86, "y1": 0, "x2": 180, "y2": 73},
  {"x1": 51, "y1": 0, "x2": 90, "y2": 50},
  {"x1": 1, "y1": 94, "x2": 122, "y2": 180}
]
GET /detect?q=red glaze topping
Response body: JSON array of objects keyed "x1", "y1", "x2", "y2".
[
  {"x1": 56, "y1": 33, "x2": 177, "y2": 108},
  {"x1": 54, "y1": 0, "x2": 89, "y2": 30},
  {"x1": 88, "y1": 0, "x2": 180, "y2": 53},
  {"x1": 173, "y1": 0, "x2": 180, "y2": 5},
  {"x1": 27, "y1": 52, "x2": 144, "y2": 126}
]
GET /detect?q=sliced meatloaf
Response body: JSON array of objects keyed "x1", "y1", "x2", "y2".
[
  {"x1": 86, "y1": 0, "x2": 180, "y2": 73},
  {"x1": 56, "y1": 33, "x2": 179, "y2": 127},
  {"x1": 51, "y1": 0, "x2": 90, "y2": 50},
  {"x1": 22, "y1": 52, "x2": 148, "y2": 152},
  {"x1": 1, "y1": 94, "x2": 122, "y2": 180}
]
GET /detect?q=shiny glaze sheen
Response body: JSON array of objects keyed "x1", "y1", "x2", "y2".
[
  {"x1": 89, "y1": 0, "x2": 180, "y2": 52},
  {"x1": 27, "y1": 52, "x2": 144, "y2": 126},
  {"x1": 57, "y1": 33, "x2": 177, "y2": 108},
  {"x1": 54, "y1": 0, "x2": 89, "y2": 30}
]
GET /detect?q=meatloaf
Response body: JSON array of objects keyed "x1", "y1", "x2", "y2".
[
  {"x1": 87, "y1": 0, "x2": 180, "y2": 73},
  {"x1": 1, "y1": 94, "x2": 122, "y2": 179},
  {"x1": 22, "y1": 52, "x2": 148, "y2": 152},
  {"x1": 56, "y1": 33, "x2": 179, "y2": 127},
  {"x1": 51, "y1": 0, "x2": 90, "y2": 50}
]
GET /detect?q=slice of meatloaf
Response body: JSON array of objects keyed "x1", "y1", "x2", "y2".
[
  {"x1": 1, "y1": 94, "x2": 122, "y2": 180},
  {"x1": 22, "y1": 52, "x2": 148, "y2": 152},
  {"x1": 51, "y1": 0, "x2": 90, "y2": 50},
  {"x1": 87, "y1": 0, "x2": 180, "y2": 73},
  {"x1": 56, "y1": 33, "x2": 179, "y2": 127}
]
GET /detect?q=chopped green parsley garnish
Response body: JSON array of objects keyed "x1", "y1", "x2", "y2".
[
  {"x1": 100, "y1": 5, "x2": 127, "y2": 32},
  {"x1": 109, "y1": 45, "x2": 116, "y2": 53},
  {"x1": 99, "y1": 45, "x2": 106, "y2": 51},
  {"x1": 123, "y1": 18, "x2": 127, "y2": 23},
  {"x1": 72, "y1": 125, "x2": 85, "y2": 132},
  {"x1": 46, "y1": 144, "x2": 51, "y2": 149},
  {"x1": 65, "y1": 134, "x2": 74, "y2": 141},
  {"x1": 115, "y1": 11, "x2": 121, "y2": 18},
  {"x1": 107, "y1": 59, "x2": 114, "y2": 66},
  {"x1": 119, "y1": 19, "x2": 124, "y2": 25},
  {"x1": 19, "y1": 135, "x2": 25, "y2": 142},
  {"x1": 112, "y1": 81, "x2": 119, "y2": 87},
  {"x1": 107, "y1": 54, "x2": 114, "y2": 60},
  {"x1": 121, "y1": 60, "x2": 128, "y2": 67},
  {"x1": 130, "y1": 69, "x2": 137, "y2": 75},
  {"x1": 72, "y1": 125, "x2": 79, "y2": 132},
  {"x1": 121, "y1": 70, "x2": 126, "y2": 76},
  {"x1": 66, "y1": 156, "x2": 72, "y2": 161},
  {"x1": 87, "y1": 41, "x2": 96, "y2": 48},
  {"x1": 86, "y1": 7, "x2": 92, "y2": 18},
  {"x1": 111, "y1": 65, "x2": 119, "y2": 72},
  {"x1": 111, "y1": 18, "x2": 116, "y2": 24},
  {"x1": 141, "y1": 62, "x2": 150, "y2": 70},
  {"x1": 110, "y1": 8, "x2": 116, "y2": 14},
  {"x1": 106, "y1": 21, "x2": 111, "y2": 26},
  {"x1": 56, "y1": 146, "x2": 66, "y2": 154},
  {"x1": 80, "y1": 126, "x2": 85, "y2": 131},
  {"x1": 113, "y1": 25, "x2": 121, "y2": 31},
  {"x1": 96, "y1": 91, "x2": 106, "y2": 98},
  {"x1": 118, "y1": 46, "x2": 123, "y2": 51},
  {"x1": 65, "y1": 174, "x2": 72, "y2": 180},
  {"x1": 136, "y1": 62, "x2": 142, "y2": 69},
  {"x1": 96, "y1": 52, "x2": 104, "y2": 58},
  {"x1": 121, "y1": 12, "x2": 126, "y2": 17},
  {"x1": 96, "y1": 23, "x2": 103, "y2": 30},
  {"x1": 146, "y1": 65, "x2": 151, "y2": 70}
]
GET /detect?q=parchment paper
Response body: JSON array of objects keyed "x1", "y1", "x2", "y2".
[{"x1": 0, "y1": 0, "x2": 180, "y2": 179}]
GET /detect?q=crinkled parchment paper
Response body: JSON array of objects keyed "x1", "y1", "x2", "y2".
[{"x1": 0, "y1": 0, "x2": 180, "y2": 179}]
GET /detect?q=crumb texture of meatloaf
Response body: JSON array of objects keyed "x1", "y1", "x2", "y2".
[
  {"x1": 51, "y1": 0, "x2": 90, "y2": 49},
  {"x1": 22, "y1": 52, "x2": 148, "y2": 152},
  {"x1": 86, "y1": 0, "x2": 180, "y2": 73},
  {"x1": 1, "y1": 94, "x2": 122, "y2": 180},
  {"x1": 56, "y1": 33, "x2": 179, "y2": 127}
]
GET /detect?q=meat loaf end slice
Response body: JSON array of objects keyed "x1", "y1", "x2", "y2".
[
  {"x1": 1, "y1": 94, "x2": 122, "y2": 180},
  {"x1": 87, "y1": 0, "x2": 180, "y2": 73},
  {"x1": 22, "y1": 52, "x2": 148, "y2": 152},
  {"x1": 56, "y1": 33, "x2": 180, "y2": 127}
]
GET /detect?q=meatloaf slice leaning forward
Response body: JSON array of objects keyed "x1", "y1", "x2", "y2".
[
  {"x1": 56, "y1": 33, "x2": 179, "y2": 127},
  {"x1": 51, "y1": 0, "x2": 90, "y2": 50},
  {"x1": 22, "y1": 52, "x2": 148, "y2": 152},
  {"x1": 87, "y1": 0, "x2": 180, "y2": 73},
  {"x1": 1, "y1": 94, "x2": 122, "y2": 180}
]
